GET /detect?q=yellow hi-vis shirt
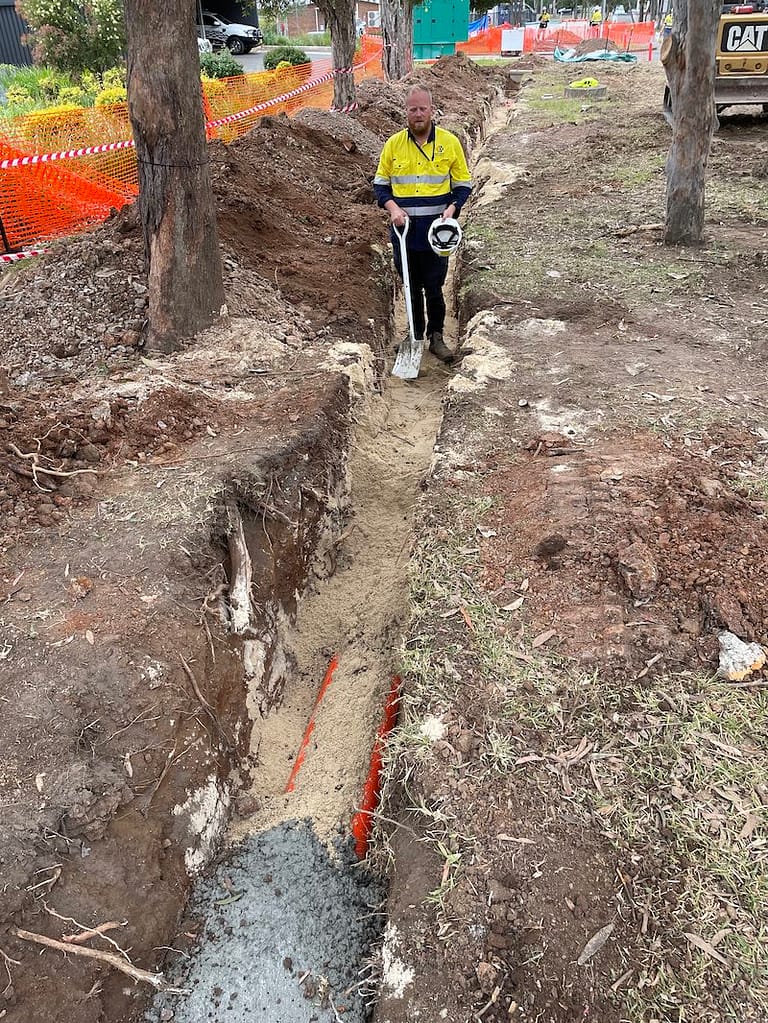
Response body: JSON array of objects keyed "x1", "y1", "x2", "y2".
[
  {"x1": 590, "y1": 8, "x2": 602, "y2": 24},
  {"x1": 374, "y1": 125, "x2": 472, "y2": 250}
]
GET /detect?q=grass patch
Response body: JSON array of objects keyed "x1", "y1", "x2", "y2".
[{"x1": 387, "y1": 494, "x2": 768, "y2": 1020}]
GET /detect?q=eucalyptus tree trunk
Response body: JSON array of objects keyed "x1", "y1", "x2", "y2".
[
  {"x1": 661, "y1": 0, "x2": 721, "y2": 245},
  {"x1": 317, "y1": 0, "x2": 358, "y2": 109},
  {"x1": 381, "y1": 0, "x2": 414, "y2": 80},
  {"x1": 124, "y1": 0, "x2": 225, "y2": 351}
]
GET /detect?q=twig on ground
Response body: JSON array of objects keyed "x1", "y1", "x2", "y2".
[
  {"x1": 7, "y1": 443, "x2": 98, "y2": 490},
  {"x1": 63, "y1": 921, "x2": 126, "y2": 946},
  {"x1": 178, "y1": 655, "x2": 235, "y2": 755},
  {"x1": 44, "y1": 905, "x2": 129, "y2": 961},
  {"x1": 14, "y1": 929, "x2": 185, "y2": 992},
  {"x1": 0, "y1": 947, "x2": 21, "y2": 997}
]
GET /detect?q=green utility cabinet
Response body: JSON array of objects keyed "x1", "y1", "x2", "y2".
[{"x1": 413, "y1": 0, "x2": 470, "y2": 59}]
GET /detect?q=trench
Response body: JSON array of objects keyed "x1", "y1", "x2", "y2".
[{"x1": 149, "y1": 332, "x2": 455, "y2": 1021}]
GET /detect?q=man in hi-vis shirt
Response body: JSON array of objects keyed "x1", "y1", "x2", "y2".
[{"x1": 374, "y1": 85, "x2": 472, "y2": 364}]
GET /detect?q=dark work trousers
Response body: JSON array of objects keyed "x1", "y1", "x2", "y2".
[{"x1": 392, "y1": 243, "x2": 449, "y2": 340}]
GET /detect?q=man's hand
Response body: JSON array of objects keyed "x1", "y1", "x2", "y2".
[
  {"x1": 441, "y1": 204, "x2": 457, "y2": 220},
  {"x1": 387, "y1": 203, "x2": 408, "y2": 228}
]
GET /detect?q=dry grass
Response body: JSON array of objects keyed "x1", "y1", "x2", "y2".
[{"x1": 378, "y1": 496, "x2": 768, "y2": 1021}]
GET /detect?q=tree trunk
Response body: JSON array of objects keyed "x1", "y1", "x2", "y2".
[
  {"x1": 316, "y1": 0, "x2": 358, "y2": 110},
  {"x1": 124, "y1": 0, "x2": 225, "y2": 352},
  {"x1": 381, "y1": 0, "x2": 414, "y2": 81},
  {"x1": 661, "y1": 0, "x2": 720, "y2": 245}
]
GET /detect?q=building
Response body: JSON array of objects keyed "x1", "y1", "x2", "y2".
[
  {"x1": 0, "y1": 0, "x2": 32, "y2": 66},
  {"x1": 277, "y1": 1, "x2": 380, "y2": 37}
]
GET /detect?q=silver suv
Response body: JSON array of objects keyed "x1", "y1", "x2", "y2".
[{"x1": 198, "y1": 11, "x2": 263, "y2": 55}]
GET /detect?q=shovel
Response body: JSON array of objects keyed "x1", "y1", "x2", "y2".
[{"x1": 391, "y1": 219, "x2": 423, "y2": 381}]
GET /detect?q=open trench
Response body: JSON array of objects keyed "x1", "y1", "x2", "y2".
[{"x1": 148, "y1": 339, "x2": 455, "y2": 1022}]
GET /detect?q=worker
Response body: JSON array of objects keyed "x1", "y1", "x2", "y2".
[
  {"x1": 373, "y1": 85, "x2": 473, "y2": 364},
  {"x1": 538, "y1": 8, "x2": 551, "y2": 32},
  {"x1": 662, "y1": 11, "x2": 673, "y2": 36},
  {"x1": 589, "y1": 5, "x2": 603, "y2": 33}
]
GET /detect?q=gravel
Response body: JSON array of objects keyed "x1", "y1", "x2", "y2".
[{"x1": 149, "y1": 821, "x2": 384, "y2": 1023}]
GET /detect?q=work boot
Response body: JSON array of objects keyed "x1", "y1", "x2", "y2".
[{"x1": 428, "y1": 331, "x2": 454, "y2": 364}]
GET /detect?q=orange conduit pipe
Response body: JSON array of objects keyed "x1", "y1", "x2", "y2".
[
  {"x1": 284, "y1": 654, "x2": 339, "y2": 794},
  {"x1": 350, "y1": 675, "x2": 401, "y2": 859}
]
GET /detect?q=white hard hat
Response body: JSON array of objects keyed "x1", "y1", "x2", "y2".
[{"x1": 428, "y1": 217, "x2": 463, "y2": 257}]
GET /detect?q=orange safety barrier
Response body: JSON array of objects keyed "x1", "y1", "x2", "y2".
[
  {"x1": 456, "y1": 19, "x2": 655, "y2": 56},
  {"x1": 0, "y1": 34, "x2": 383, "y2": 253},
  {"x1": 523, "y1": 20, "x2": 655, "y2": 53},
  {"x1": 455, "y1": 24, "x2": 508, "y2": 55}
]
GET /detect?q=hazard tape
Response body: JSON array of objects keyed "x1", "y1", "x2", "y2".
[
  {"x1": 333, "y1": 66, "x2": 354, "y2": 74},
  {"x1": 0, "y1": 139, "x2": 135, "y2": 170},
  {"x1": 206, "y1": 69, "x2": 337, "y2": 129},
  {"x1": 330, "y1": 103, "x2": 360, "y2": 112},
  {"x1": 0, "y1": 248, "x2": 48, "y2": 263},
  {"x1": 0, "y1": 61, "x2": 369, "y2": 169}
]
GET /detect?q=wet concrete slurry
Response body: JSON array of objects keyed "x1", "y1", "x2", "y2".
[{"x1": 150, "y1": 822, "x2": 383, "y2": 1023}]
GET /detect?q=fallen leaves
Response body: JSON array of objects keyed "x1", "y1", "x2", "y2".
[
  {"x1": 684, "y1": 931, "x2": 729, "y2": 967},
  {"x1": 577, "y1": 921, "x2": 615, "y2": 965},
  {"x1": 531, "y1": 628, "x2": 557, "y2": 649}
]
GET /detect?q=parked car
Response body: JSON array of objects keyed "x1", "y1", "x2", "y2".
[{"x1": 198, "y1": 11, "x2": 263, "y2": 54}]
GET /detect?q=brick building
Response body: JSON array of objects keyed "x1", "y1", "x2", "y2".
[{"x1": 277, "y1": 1, "x2": 380, "y2": 37}]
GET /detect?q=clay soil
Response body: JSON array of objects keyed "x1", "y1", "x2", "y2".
[{"x1": 1, "y1": 52, "x2": 767, "y2": 1023}]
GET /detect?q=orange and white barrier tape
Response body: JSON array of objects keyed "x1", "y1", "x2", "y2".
[
  {"x1": 0, "y1": 248, "x2": 48, "y2": 263},
  {"x1": 0, "y1": 140, "x2": 135, "y2": 170}
]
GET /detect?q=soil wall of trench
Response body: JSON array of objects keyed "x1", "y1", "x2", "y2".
[
  {"x1": 1, "y1": 373, "x2": 360, "y2": 1022},
  {"x1": 0, "y1": 56, "x2": 514, "y2": 1023}
]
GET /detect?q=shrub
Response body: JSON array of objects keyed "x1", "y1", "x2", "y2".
[
  {"x1": 263, "y1": 45, "x2": 309, "y2": 70},
  {"x1": 94, "y1": 85, "x2": 126, "y2": 105},
  {"x1": 58, "y1": 85, "x2": 89, "y2": 105},
  {"x1": 16, "y1": 0, "x2": 126, "y2": 74},
  {"x1": 5, "y1": 84, "x2": 32, "y2": 106},
  {"x1": 199, "y1": 49, "x2": 244, "y2": 79}
]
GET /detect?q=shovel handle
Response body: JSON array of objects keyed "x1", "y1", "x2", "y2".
[{"x1": 394, "y1": 217, "x2": 409, "y2": 240}]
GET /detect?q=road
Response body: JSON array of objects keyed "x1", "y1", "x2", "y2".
[{"x1": 237, "y1": 47, "x2": 331, "y2": 73}]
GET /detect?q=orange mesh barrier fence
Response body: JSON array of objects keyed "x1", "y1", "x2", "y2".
[
  {"x1": 0, "y1": 35, "x2": 383, "y2": 253},
  {"x1": 455, "y1": 20, "x2": 654, "y2": 56},
  {"x1": 455, "y1": 25, "x2": 506, "y2": 55},
  {"x1": 524, "y1": 20, "x2": 655, "y2": 53}
]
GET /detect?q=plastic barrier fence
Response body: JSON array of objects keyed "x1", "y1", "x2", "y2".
[
  {"x1": 456, "y1": 20, "x2": 654, "y2": 55},
  {"x1": 523, "y1": 20, "x2": 655, "y2": 53},
  {"x1": 0, "y1": 35, "x2": 382, "y2": 253}
]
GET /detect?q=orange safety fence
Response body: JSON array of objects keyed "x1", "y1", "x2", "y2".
[
  {"x1": 523, "y1": 20, "x2": 655, "y2": 53},
  {"x1": 456, "y1": 19, "x2": 655, "y2": 56},
  {"x1": 455, "y1": 24, "x2": 509, "y2": 55},
  {"x1": 0, "y1": 34, "x2": 383, "y2": 254}
]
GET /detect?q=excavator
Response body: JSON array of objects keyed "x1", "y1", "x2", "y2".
[{"x1": 663, "y1": 4, "x2": 768, "y2": 121}]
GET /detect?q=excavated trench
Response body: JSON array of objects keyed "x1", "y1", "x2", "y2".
[{"x1": 146, "y1": 340, "x2": 453, "y2": 1022}]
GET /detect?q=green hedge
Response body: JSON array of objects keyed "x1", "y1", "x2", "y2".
[
  {"x1": 263, "y1": 45, "x2": 309, "y2": 70},
  {"x1": 199, "y1": 50, "x2": 245, "y2": 79}
]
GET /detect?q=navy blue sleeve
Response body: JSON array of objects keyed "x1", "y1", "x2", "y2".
[{"x1": 374, "y1": 183, "x2": 394, "y2": 208}]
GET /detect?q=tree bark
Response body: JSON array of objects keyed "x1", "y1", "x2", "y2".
[
  {"x1": 381, "y1": 0, "x2": 414, "y2": 81},
  {"x1": 316, "y1": 0, "x2": 358, "y2": 110},
  {"x1": 662, "y1": 0, "x2": 720, "y2": 245},
  {"x1": 124, "y1": 0, "x2": 225, "y2": 352}
]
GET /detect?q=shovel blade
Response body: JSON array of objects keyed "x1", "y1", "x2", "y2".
[{"x1": 392, "y1": 336, "x2": 424, "y2": 381}]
